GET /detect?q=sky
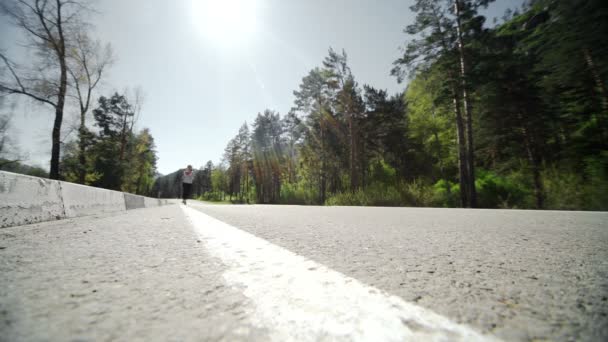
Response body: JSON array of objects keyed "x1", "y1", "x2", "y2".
[{"x1": 1, "y1": 0, "x2": 525, "y2": 175}]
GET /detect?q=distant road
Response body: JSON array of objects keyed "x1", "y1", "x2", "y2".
[{"x1": 190, "y1": 203, "x2": 608, "y2": 341}]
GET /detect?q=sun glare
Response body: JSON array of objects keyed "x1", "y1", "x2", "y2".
[{"x1": 191, "y1": 0, "x2": 259, "y2": 47}]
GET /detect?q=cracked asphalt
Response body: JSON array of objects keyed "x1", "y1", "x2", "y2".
[
  {"x1": 1, "y1": 201, "x2": 606, "y2": 341},
  {"x1": 190, "y1": 203, "x2": 608, "y2": 342}
]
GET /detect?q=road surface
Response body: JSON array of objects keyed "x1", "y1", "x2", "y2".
[{"x1": 1, "y1": 201, "x2": 606, "y2": 341}]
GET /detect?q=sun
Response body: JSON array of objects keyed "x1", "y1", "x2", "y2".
[{"x1": 191, "y1": 0, "x2": 259, "y2": 47}]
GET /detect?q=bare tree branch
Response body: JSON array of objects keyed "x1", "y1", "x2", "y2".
[
  {"x1": 0, "y1": 54, "x2": 58, "y2": 107},
  {"x1": 0, "y1": 0, "x2": 94, "y2": 179}
]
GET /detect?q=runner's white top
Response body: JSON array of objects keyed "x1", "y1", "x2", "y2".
[{"x1": 183, "y1": 170, "x2": 194, "y2": 184}]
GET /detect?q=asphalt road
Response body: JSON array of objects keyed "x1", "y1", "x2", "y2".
[
  {"x1": 1, "y1": 202, "x2": 606, "y2": 341},
  {"x1": 190, "y1": 203, "x2": 608, "y2": 341},
  {"x1": 0, "y1": 205, "x2": 269, "y2": 341}
]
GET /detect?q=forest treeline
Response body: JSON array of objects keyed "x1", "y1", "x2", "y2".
[
  {"x1": 0, "y1": 0, "x2": 158, "y2": 194},
  {"x1": 155, "y1": 0, "x2": 607, "y2": 210}
]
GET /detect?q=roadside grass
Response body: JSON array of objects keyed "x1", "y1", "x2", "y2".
[{"x1": 193, "y1": 199, "x2": 234, "y2": 205}]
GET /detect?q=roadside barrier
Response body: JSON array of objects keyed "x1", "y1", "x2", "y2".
[{"x1": 0, "y1": 171, "x2": 170, "y2": 228}]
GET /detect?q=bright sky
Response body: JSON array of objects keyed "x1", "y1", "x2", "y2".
[{"x1": 1, "y1": 0, "x2": 523, "y2": 175}]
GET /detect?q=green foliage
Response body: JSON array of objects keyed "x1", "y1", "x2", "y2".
[
  {"x1": 543, "y1": 156, "x2": 608, "y2": 211},
  {"x1": 474, "y1": 170, "x2": 531, "y2": 209},
  {"x1": 211, "y1": 167, "x2": 228, "y2": 196},
  {"x1": 432, "y1": 171, "x2": 533, "y2": 209},
  {"x1": 326, "y1": 180, "x2": 435, "y2": 207},
  {"x1": 199, "y1": 191, "x2": 226, "y2": 202},
  {"x1": 583, "y1": 153, "x2": 608, "y2": 210},
  {"x1": 279, "y1": 181, "x2": 319, "y2": 205},
  {"x1": 176, "y1": 1, "x2": 608, "y2": 211},
  {"x1": 542, "y1": 168, "x2": 586, "y2": 210},
  {"x1": 0, "y1": 159, "x2": 48, "y2": 178},
  {"x1": 432, "y1": 179, "x2": 459, "y2": 208},
  {"x1": 251, "y1": 110, "x2": 283, "y2": 203},
  {"x1": 399, "y1": 180, "x2": 435, "y2": 207},
  {"x1": 325, "y1": 183, "x2": 403, "y2": 207},
  {"x1": 369, "y1": 160, "x2": 397, "y2": 185},
  {"x1": 59, "y1": 92, "x2": 158, "y2": 195},
  {"x1": 121, "y1": 129, "x2": 158, "y2": 194}
]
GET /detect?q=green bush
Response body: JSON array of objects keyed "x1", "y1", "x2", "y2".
[
  {"x1": 369, "y1": 160, "x2": 397, "y2": 185},
  {"x1": 432, "y1": 170, "x2": 532, "y2": 208},
  {"x1": 323, "y1": 161, "x2": 607, "y2": 210},
  {"x1": 279, "y1": 182, "x2": 318, "y2": 205},
  {"x1": 431, "y1": 179, "x2": 459, "y2": 207},
  {"x1": 199, "y1": 191, "x2": 225, "y2": 202},
  {"x1": 399, "y1": 179, "x2": 435, "y2": 207},
  {"x1": 543, "y1": 156, "x2": 608, "y2": 211},
  {"x1": 583, "y1": 153, "x2": 608, "y2": 210},
  {"x1": 475, "y1": 170, "x2": 531, "y2": 208}
]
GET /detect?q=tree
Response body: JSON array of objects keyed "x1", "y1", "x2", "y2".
[
  {"x1": 362, "y1": 86, "x2": 411, "y2": 182},
  {"x1": 90, "y1": 93, "x2": 135, "y2": 190},
  {"x1": 235, "y1": 123, "x2": 252, "y2": 202},
  {"x1": 211, "y1": 163, "x2": 228, "y2": 200},
  {"x1": 0, "y1": 98, "x2": 22, "y2": 168},
  {"x1": 392, "y1": 0, "x2": 493, "y2": 207},
  {"x1": 392, "y1": 0, "x2": 469, "y2": 206},
  {"x1": 222, "y1": 123, "x2": 253, "y2": 202},
  {"x1": 223, "y1": 136, "x2": 241, "y2": 201},
  {"x1": 201, "y1": 160, "x2": 213, "y2": 195},
  {"x1": 0, "y1": 0, "x2": 91, "y2": 179},
  {"x1": 472, "y1": 12, "x2": 549, "y2": 208},
  {"x1": 121, "y1": 128, "x2": 157, "y2": 194},
  {"x1": 67, "y1": 30, "x2": 113, "y2": 183},
  {"x1": 292, "y1": 67, "x2": 336, "y2": 203},
  {"x1": 526, "y1": 0, "x2": 608, "y2": 151},
  {"x1": 93, "y1": 92, "x2": 135, "y2": 159},
  {"x1": 204, "y1": 1, "x2": 607, "y2": 210},
  {"x1": 251, "y1": 110, "x2": 284, "y2": 203},
  {"x1": 323, "y1": 48, "x2": 365, "y2": 190},
  {"x1": 453, "y1": 0, "x2": 482, "y2": 207},
  {"x1": 282, "y1": 110, "x2": 303, "y2": 185},
  {"x1": 402, "y1": 72, "x2": 455, "y2": 183}
]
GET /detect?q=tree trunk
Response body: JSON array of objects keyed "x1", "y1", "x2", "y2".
[
  {"x1": 359, "y1": 139, "x2": 367, "y2": 189},
  {"x1": 516, "y1": 112, "x2": 544, "y2": 209},
  {"x1": 119, "y1": 115, "x2": 128, "y2": 161},
  {"x1": 320, "y1": 122, "x2": 327, "y2": 205},
  {"x1": 50, "y1": 1, "x2": 68, "y2": 180},
  {"x1": 529, "y1": 147, "x2": 544, "y2": 209},
  {"x1": 451, "y1": 84, "x2": 469, "y2": 207},
  {"x1": 454, "y1": 0, "x2": 477, "y2": 208},
  {"x1": 136, "y1": 171, "x2": 143, "y2": 195},
  {"x1": 50, "y1": 107, "x2": 63, "y2": 180},
  {"x1": 433, "y1": 130, "x2": 449, "y2": 197},
  {"x1": 349, "y1": 114, "x2": 358, "y2": 191},
  {"x1": 584, "y1": 47, "x2": 608, "y2": 112},
  {"x1": 77, "y1": 124, "x2": 86, "y2": 183},
  {"x1": 583, "y1": 47, "x2": 608, "y2": 142},
  {"x1": 50, "y1": 66, "x2": 68, "y2": 179},
  {"x1": 245, "y1": 163, "x2": 250, "y2": 203}
]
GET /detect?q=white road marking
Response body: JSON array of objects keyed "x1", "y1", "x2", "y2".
[{"x1": 181, "y1": 204, "x2": 500, "y2": 342}]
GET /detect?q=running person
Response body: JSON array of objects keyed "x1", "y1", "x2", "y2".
[{"x1": 182, "y1": 165, "x2": 194, "y2": 204}]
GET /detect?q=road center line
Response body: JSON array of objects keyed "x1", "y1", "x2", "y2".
[{"x1": 181, "y1": 205, "x2": 500, "y2": 342}]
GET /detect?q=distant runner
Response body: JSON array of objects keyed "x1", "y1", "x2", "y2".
[{"x1": 182, "y1": 165, "x2": 194, "y2": 204}]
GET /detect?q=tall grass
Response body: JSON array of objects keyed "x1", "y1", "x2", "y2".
[
  {"x1": 325, "y1": 180, "x2": 435, "y2": 207},
  {"x1": 543, "y1": 157, "x2": 608, "y2": 211}
]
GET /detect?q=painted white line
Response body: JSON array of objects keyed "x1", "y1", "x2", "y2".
[{"x1": 181, "y1": 205, "x2": 500, "y2": 342}]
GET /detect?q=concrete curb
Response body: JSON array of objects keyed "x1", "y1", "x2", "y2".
[{"x1": 0, "y1": 171, "x2": 171, "y2": 228}]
